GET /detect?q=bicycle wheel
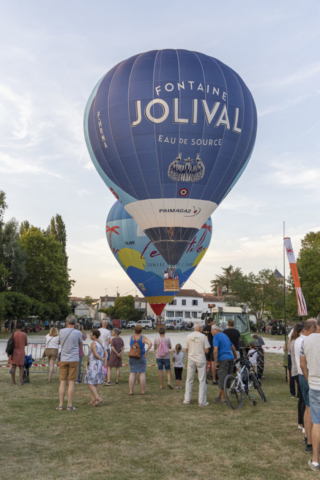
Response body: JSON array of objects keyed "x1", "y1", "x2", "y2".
[
  {"x1": 250, "y1": 372, "x2": 266, "y2": 402},
  {"x1": 224, "y1": 374, "x2": 243, "y2": 410}
]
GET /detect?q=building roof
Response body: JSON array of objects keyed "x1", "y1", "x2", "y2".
[
  {"x1": 176, "y1": 289, "x2": 203, "y2": 298},
  {"x1": 202, "y1": 296, "x2": 224, "y2": 303},
  {"x1": 274, "y1": 269, "x2": 284, "y2": 279}
]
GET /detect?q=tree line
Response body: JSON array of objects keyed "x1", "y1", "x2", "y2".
[
  {"x1": 0, "y1": 191, "x2": 73, "y2": 322},
  {"x1": 211, "y1": 231, "x2": 320, "y2": 327}
]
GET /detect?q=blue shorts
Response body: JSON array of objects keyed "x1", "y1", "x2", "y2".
[
  {"x1": 156, "y1": 358, "x2": 171, "y2": 371},
  {"x1": 309, "y1": 389, "x2": 320, "y2": 425},
  {"x1": 299, "y1": 375, "x2": 310, "y2": 407}
]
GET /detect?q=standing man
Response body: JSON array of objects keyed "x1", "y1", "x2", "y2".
[
  {"x1": 300, "y1": 317, "x2": 320, "y2": 471},
  {"x1": 295, "y1": 319, "x2": 317, "y2": 452},
  {"x1": 223, "y1": 318, "x2": 241, "y2": 358},
  {"x1": 99, "y1": 320, "x2": 111, "y2": 385},
  {"x1": 57, "y1": 315, "x2": 83, "y2": 411},
  {"x1": 211, "y1": 325, "x2": 237, "y2": 404},
  {"x1": 203, "y1": 317, "x2": 217, "y2": 385},
  {"x1": 184, "y1": 322, "x2": 210, "y2": 407}
]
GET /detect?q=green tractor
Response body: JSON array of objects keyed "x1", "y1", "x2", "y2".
[{"x1": 210, "y1": 307, "x2": 265, "y2": 378}]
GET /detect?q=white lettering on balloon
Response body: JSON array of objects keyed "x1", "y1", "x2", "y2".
[
  {"x1": 158, "y1": 135, "x2": 222, "y2": 147},
  {"x1": 97, "y1": 111, "x2": 108, "y2": 148},
  {"x1": 131, "y1": 97, "x2": 241, "y2": 133}
]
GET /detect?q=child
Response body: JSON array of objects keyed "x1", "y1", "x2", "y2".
[
  {"x1": 248, "y1": 342, "x2": 258, "y2": 373},
  {"x1": 172, "y1": 344, "x2": 184, "y2": 389}
]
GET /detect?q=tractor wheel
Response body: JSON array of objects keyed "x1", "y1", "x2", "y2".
[{"x1": 257, "y1": 347, "x2": 265, "y2": 379}]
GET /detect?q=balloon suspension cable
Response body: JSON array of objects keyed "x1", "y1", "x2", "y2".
[
  {"x1": 179, "y1": 272, "x2": 208, "y2": 293},
  {"x1": 122, "y1": 274, "x2": 159, "y2": 297}
]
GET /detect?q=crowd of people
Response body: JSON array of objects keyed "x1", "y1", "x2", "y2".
[{"x1": 285, "y1": 317, "x2": 320, "y2": 471}]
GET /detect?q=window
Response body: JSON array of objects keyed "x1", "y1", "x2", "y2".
[
  {"x1": 192, "y1": 300, "x2": 198, "y2": 306},
  {"x1": 170, "y1": 299, "x2": 177, "y2": 306},
  {"x1": 166, "y1": 311, "x2": 175, "y2": 318},
  {"x1": 185, "y1": 312, "x2": 190, "y2": 318},
  {"x1": 176, "y1": 311, "x2": 183, "y2": 317},
  {"x1": 182, "y1": 299, "x2": 186, "y2": 306},
  {"x1": 192, "y1": 312, "x2": 198, "y2": 318}
]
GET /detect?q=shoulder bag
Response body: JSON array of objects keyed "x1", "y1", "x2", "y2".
[{"x1": 6, "y1": 332, "x2": 14, "y2": 357}]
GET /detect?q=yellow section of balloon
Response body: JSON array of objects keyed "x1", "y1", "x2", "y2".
[
  {"x1": 118, "y1": 248, "x2": 146, "y2": 271},
  {"x1": 192, "y1": 248, "x2": 207, "y2": 267}
]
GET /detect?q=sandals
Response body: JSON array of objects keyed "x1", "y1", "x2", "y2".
[
  {"x1": 66, "y1": 406, "x2": 77, "y2": 411},
  {"x1": 94, "y1": 398, "x2": 103, "y2": 407},
  {"x1": 56, "y1": 406, "x2": 63, "y2": 411},
  {"x1": 168, "y1": 384, "x2": 173, "y2": 390}
]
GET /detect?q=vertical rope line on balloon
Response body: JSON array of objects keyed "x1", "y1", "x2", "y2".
[
  {"x1": 152, "y1": 50, "x2": 164, "y2": 201},
  {"x1": 214, "y1": 89, "x2": 255, "y2": 203},
  {"x1": 91, "y1": 69, "x2": 122, "y2": 189},
  {"x1": 175, "y1": 49, "x2": 182, "y2": 245},
  {"x1": 127, "y1": 52, "x2": 161, "y2": 232},
  {"x1": 187, "y1": 51, "x2": 207, "y2": 202},
  {"x1": 106, "y1": 60, "x2": 140, "y2": 199},
  {"x1": 198, "y1": 57, "x2": 229, "y2": 202},
  {"x1": 208, "y1": 68, "x2": 247, "y2": 202}
]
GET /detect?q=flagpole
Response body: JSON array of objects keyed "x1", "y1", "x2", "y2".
[{"x1": 283, "y1": 221, "x2": 287, "y2": 341}]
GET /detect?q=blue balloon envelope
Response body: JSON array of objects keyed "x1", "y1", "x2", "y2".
[
  {"x1": 85, "y1": 49, "x2": 257, "y2": 266},
  {"x1": 106, "y1": 201, "x2": 212, "y2": 315}
]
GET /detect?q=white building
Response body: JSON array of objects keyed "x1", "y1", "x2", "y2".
[
  {"x1": 99, "y1": 294, "x2": 147, "y2": 320},
  {"x1": 74, "y1": 302, "x2": 90, "y2": 318}
]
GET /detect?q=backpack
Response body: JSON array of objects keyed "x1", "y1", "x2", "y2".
[
  {"x1": 6, "y1": 333, "x2": 14, "y2": 357},
  {"x1": 158, "y1": 339, "x2": 169, "y2": 357},
  {"x1": 129, "y1": 337, "x2": 141, "y2": 359}
]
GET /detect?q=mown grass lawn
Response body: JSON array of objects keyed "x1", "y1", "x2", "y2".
[{"x1": 0, "y1": 352, "x2": 314, "y2": 480}]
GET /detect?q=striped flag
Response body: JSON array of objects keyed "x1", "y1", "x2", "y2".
[{"x1": 284, "y1": 237, "x2": 308, "y2": 316}]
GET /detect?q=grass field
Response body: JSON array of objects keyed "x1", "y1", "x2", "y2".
[{"x1": 0, "y1": 351, "x2": 315, "y2": 480}]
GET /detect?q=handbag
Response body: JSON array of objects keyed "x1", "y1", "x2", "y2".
[
  {"x1": 6, "y1": 332, "x2": 14, "y2": 357},
  {"x1": 42, "y1": 336, "x2": 53, "y2": 359},
  {"x1": 128, "y1": 336, "x2": 141, "y2": 359},
  {"x1": 58, "y1": 329, "x2": 74, "y2": 362}
]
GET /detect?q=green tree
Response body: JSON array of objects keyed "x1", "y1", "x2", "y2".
[
  {"x1": 0, "y1": 219, "x2": 27, "y2": 292},
  {"x1": 19, "y1": 220, "x2": 30, "y2": 236},
  {"x1": 19, "y1": 227, "x2": 73, "y2": 306},
  {"x1": 0, "y1": 292, "x2": 33, "y2": 320},
  {"x1": 228, "y1": 269, "x2": 283, "y2": 328},
  {"x1": 106, "y1": 295, "x2": 144, "y2": 321},
  {"x1": 48, "y1": 214, "x2": 68, "y2": 265},
  {"x1": 84, "y1": 296, "x2": 94, "y2": 305},
  {"x1": 211, "y1": 265, "x2": 243, "y2": 295}
]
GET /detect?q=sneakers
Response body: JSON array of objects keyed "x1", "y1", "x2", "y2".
[
  {"x1": 214, "y1": 397, "x2": 227, "y2": 405},
  {"x1": 212, "y1": 381, "x2": 218, "y2": 386},
  {"x1": 308, "y1": 460, "x2": 320, "y2": 471},
  {"x1": 305, "y1": 445, "x2": 313, "y2": 453},
  {"x1": 183, "y1": 400, "x2": 190, "y2": 404},
  {"x1": 199, "y1": 402, "x2": 209, "y2": 407}
]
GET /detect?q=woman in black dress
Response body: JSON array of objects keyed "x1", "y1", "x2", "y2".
[{"x1": 105, "y1": 328, "x2": 125, "y2": 385}]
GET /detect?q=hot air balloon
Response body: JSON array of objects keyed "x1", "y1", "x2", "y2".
[
  {"x1": 84, "y1": 49, "x2": 257, "y2": 277},
  {"x1": 106, "y1": 201, "x2": 212, "y2": 316}
]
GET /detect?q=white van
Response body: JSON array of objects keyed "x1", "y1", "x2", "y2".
[{"x1": 165, "y1": 318, "x2": 185, "y2": 330}]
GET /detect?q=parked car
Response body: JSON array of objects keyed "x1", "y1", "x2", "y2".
[
  {"x1": 164, "y1": 321, "x2": 175, "y2": 330},
  {"x1": 92, "y1": 321, "x2": 101, "y2": 329},
  {"x1": 136, "y1": 320, "x2": 153, "y2": 330},
  {"x1": 127, "y1": 321, "x2": 137, "y2": 330},
  {"x1": 120, "y1": 320, "x2": 127, "y2": 329}
]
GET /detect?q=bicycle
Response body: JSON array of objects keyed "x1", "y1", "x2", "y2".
[{"x1": 224, "y1": 352, "x2": 267, "y2": 410}]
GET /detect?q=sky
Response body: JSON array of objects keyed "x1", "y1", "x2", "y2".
[{"x1": 1, "y1": 0, "x2": 320, "y2": 298}]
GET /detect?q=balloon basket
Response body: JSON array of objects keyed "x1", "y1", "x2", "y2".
[{"x1": 164, "y1": 278, "x2": 179, "y2": 292}]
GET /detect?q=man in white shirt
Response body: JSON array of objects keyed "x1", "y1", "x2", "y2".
[
  {"x1": 99, "y1": 320, "x2": 111, "y2": 384},
  {"x1": 184, "y1": 322, "x2": 210, "y2": 407},
  {"x1": 300, "y1": 317, "x2": 320, "y2": 471},
  {"x1": 295, "y1": 319, "x2": 317, "y2": 454}
]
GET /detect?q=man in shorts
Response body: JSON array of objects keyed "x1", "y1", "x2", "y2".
[
  {"x1": 211, "y1": 325, "x2": 237, "y2": 404},
  {"x1": 300, "y1": 317, "x2": 320, "y2": 471},
  {"x1": 57, "y1": 315, "x2": 83, "y2": 411}
]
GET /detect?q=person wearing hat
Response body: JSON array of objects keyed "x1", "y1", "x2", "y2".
[{"x1": 105, "y1": 328, "x2": 125, "y2": 385}]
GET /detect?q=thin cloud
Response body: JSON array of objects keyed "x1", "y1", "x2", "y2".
[{"x1": 255, "y1": 63, "x2": 320, "y2": 90}]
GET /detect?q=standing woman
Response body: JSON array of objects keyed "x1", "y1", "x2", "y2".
[
  {"x1": 128, "y1": 325, "x2": 152, "y2": 395},
  {"x1": 290, "y1": 323, "x2": 305, "y2": 428},
  {"x1": 8, "y1": 322, "x2": 27, "y2": 385},
  {"x1": 84, "y1": 330, "x2": 105, "y2": 406},
  {"x1": 44, "y1": 327, "x2": 59, "y2": 382},
  {"x1": 106, "y1": 328, "x2": 125, "y2": 385},
  {"x1": 75, "y1": 324, "x2": 87, "y2": 383}
]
